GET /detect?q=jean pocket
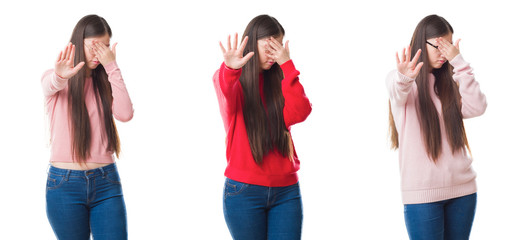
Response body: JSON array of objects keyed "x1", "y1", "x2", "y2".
[
  {"x1": 46, "y1": 173, "x2": 65, "y2": 190},
  {"x1": 224, "y1": 178, "x2": 249, "y2": 197},
  {"x1": 104, "y1": 170, "x2": 122, "y2": 185}
]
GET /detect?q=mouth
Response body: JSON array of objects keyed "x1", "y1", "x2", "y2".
[{"x1": 438, "y1": 60, "x2": 446, "y2": 64}]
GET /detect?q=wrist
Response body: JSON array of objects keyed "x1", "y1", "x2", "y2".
[
  {"x1": 224, "y1": 62, "x2": 241, "y2": 70},
  {"x1": 277, "y1": 57, "x2": 290, "y2": 65},
  {"x1": 54, "y1": 71, "x2": 67, "y2": 80}
]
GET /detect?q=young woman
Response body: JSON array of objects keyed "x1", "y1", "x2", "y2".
[
  {"x1": 386, "y1": 15, "x2": 487, "y2": 239},
  {"x1": 41, "y1": 15, "x2": 133, "y2": 239},
  {"x1": 213, "y1": 15, "x2": 311, "y2": 239}
]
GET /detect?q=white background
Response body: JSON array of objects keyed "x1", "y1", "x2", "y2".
[{"x1": 0, "y1": 0, "x2": 522, "y2": 239}]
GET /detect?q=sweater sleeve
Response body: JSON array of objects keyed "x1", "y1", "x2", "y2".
[
  {"x1": 449, "y1": 54, "x2": 487, "y2": 119},
  {"x1": 213, "y1": 62, "x2": 242, "y2": 121},
  {"x1": 41, "y1": 69, "x2": 69, "y2": 97},
  {"x1": 104, "y1": 61, "x2": 134, "y2": 122},
  {"x1": 385, "y1": 70, "x2": 416, "y2": 106},
  {"x1": 280, "y1": 60, "x2": 312, "y2": 129}
]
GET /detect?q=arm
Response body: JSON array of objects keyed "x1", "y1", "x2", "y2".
[
  {"x1": 280, "y1": 60, "x2": 312, "y2": 128},
  {"x1": 449, "y1": 54, "x2": 487, "y2": 118},
  {"x1": 385, "y1": 70, "x2": 416, "y2": 106},
  {"x1": 92, "y1": 41, "x2": 133, "y2": 122},
  {"x1": 213, "y1": 62, "x2": 242, "y2": 117},
  {"x1": 104, "y1": 61, "x2": 134, "y2": 122},
  {"x1": 41, "y1": 69, "x2": 68, "y2": 97}
]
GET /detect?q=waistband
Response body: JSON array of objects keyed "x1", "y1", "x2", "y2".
[{"x1": 48, "y1": 163, "x2": 118, "y2": 178}]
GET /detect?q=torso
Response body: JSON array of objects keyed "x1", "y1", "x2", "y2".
[{"x1": 51, "y1": 162, "x2": 112, "y2": 170}]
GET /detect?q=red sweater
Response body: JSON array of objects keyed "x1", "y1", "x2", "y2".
[{"x1": 213, "y1": 60, "x2": 312, "y2": 187}]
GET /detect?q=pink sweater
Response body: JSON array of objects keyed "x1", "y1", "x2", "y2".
[
  {"x1": 386, "y1": 54, "x2": 487, "y2": 204},
  {"x1": 41, "y1": 61, "x2": 133, "y2": 163}
]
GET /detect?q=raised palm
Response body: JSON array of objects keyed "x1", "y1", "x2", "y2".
[
  {"x1": 55, "y1": 43, "x2": 85, "y2": 79},
  {"x1": 396, "y1": 46, "x2": 423, "y2": 79},
  {"x1": 219, "y1": 33, "x2": 254, "y2": 70}
]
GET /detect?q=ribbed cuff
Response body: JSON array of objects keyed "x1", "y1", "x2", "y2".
[
  {"x1": 396, "y1": 71, "x2": 415, "y2": 85},
  {"x1": 449, "y1": 53, "x2": 465, "y2": 68}
]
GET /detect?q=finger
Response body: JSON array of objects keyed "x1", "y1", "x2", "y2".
[
  {"x1": 265, "y1": 42, "x2": 276, "y2": 53},
  {"x1": 92, "y1": 43, "x2": 100, "y2": 54},
  {"x1": 239, "y1": 36, "x2": 249, "y2": 53},
  {"x1": 454, "y1": 39, "x2": 461, "y2": 50},
  {"x1": 413, "y1": 62, "x2": 424, "y2": 75},
  {"x1": 242, "y1": 52, "x2": 255, "y2": 63},
  {"x1": 400, "y1": 48, "x2": 406, "y2": 62},
  {"x1": 64, "y1": 43, "x2": 72, "y2": 61},
  {"x1": 285, "y1": 40, "x2": 289, "y2": 52},
  {"x1": 406, "y1": 46, "x2": 412, "y2": 62},
  {"x1": 68, "y1": 45, "x2": 76, "y2": 62},
  {"x1": 267, "y1": 38, "x2": 282, "y2": 50},
  {"x1": 92, "y1": 44, "x2": 103, "y2": 57},
  {"x1": 438, "y1": 46, "x2": 448, "y2": 55},
  {"x1": 411, "y1": 49, "x2": 422, "y2": 64},
  {"x1": 395, "y1": 52, "x2": 401, "y2": 64},
  {"x1": 219, "y1": 41, "x2": 226, "y2": 54},
  {"x1": 92, "y1": 41, "x2": 101, "y2": 52},
  {"x1": 95, "y1": 41, "x2": 108, "y2": 51},
  {"x1": 60, "y1": 44, "x2": 69, "y2": 61},
  {"x1": 72, "y1": 61, "x2": 85, "y2": 74},
  {"x1": 57, "y1": 51, "x2": 63, "y2": 62},
  {"x1": 227, "y1": 34, "x2": 231, "y2": 50},
  {"x1": 233, "y1": 33, "x2": 238, "y2": 50},
  {"x1": 265, "y1": 41, "x2": 276, "y2": 52},
  {"x1": 112, "y1": 42, "x2": 118, "y2": 56},
  {"x1": 438, "y1": 38, "x2": 452, "y2": 48}
]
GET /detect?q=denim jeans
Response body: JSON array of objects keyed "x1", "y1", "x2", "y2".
[
  {"x1": 46, "y1": 163, "x2": 127, "y2": 240},
  {"x1": 223, "y1": 178, "x2": 303, "y2": 240},
  {"x1": 404, "y1": 193, "x2": 477, "y2": 240}
]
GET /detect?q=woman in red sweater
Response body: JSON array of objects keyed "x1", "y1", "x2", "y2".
[{"x1": 213, "y1": 15, "x2": 311, "y2": 239}]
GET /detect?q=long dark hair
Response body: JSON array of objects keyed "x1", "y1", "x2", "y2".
[
  {"x1": 240, "y1": 15, "x2": 291, "y2": 164},
  {"x1": 389, "y1": 14, "x2": 469, "y2": 161},
  {"x1": 68, "y1": 15, "x2": 120, "y2": 162}
]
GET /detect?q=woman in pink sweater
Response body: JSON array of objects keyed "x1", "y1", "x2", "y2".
[
  {"x1": 41, "y1": 15, "x2": 133, "y2": 239},
  {"x1": 386, "y1": 15, "x2": 487, "y2": 239}
]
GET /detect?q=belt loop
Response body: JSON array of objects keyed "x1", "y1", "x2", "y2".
[
  {"x1": 65, "y1": 170, "x2": 71, "y2": 181},
  {"x1": 100, "y1": 166, "x2": 106, "y2": 178}
]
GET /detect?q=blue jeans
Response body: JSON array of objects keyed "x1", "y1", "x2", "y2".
[
  {"x1": 46, "y1": 163, "x2": 127, "y2": 240},
  {"x1": 223, "y1": 178, "x2": 303, "y2": 240},
  {"x1": 404, "y1": 193, "x2": 477, "y2": 240}
]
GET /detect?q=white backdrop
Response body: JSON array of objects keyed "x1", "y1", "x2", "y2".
[{"x1": 0, "y1": 0, "x2": 522, "y2": 239}]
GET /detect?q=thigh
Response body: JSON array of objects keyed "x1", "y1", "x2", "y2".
[
  {"x1": 90, "y1": 169, "x2": 128, "y2": 240},
  {"x1": 46, "y1": 174, "x2": 90, "y2": 240},
  {"x1": 404, "y1": 201, "x2": 445, "y2": 240},
  {"x1": 444, "y1": 193, "x2": 477, "y2": 240},
  {"x1": 267, "y1": 183, "x2": 303, "y2": 240},
  {"x1": 223, "y1": 178, "x2": 267, "y2": 240}
]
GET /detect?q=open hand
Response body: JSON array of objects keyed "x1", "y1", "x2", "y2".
[
  {"x1": 396, "y1": 46, "x2": 423, "y2": 79},
  {"x1": 219, "y1": 33, "x2": 254, "y2": 69},
  {"x1": 265, "y1": 37, "x2": 290, "y2": 65},
  {"x1": 436, "y1": 37, "x2": 460, "y2": 61},
  {"x1": 92, "y1": 41, "x2": 117, "y2": 66},
  {"x1": 55, "y1": 43, "x2": 85, "y2": 79}
]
